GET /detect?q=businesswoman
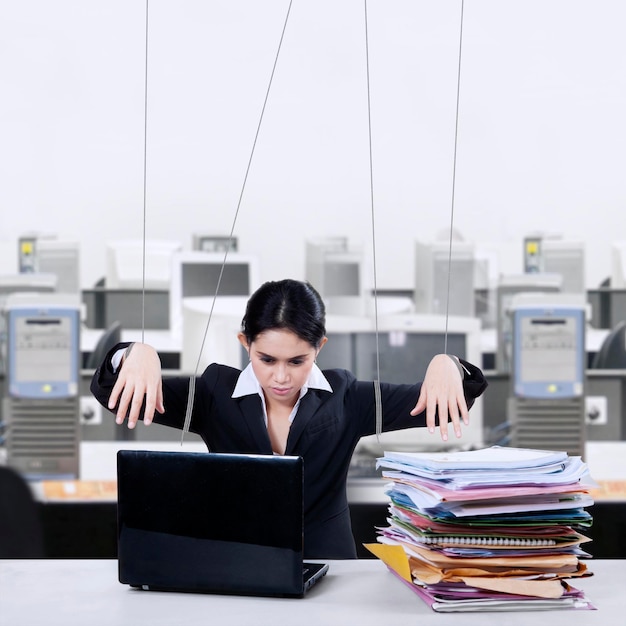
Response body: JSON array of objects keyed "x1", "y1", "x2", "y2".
[{"x1": 91, "y1": 279, "x2": 487, "y2": 559}]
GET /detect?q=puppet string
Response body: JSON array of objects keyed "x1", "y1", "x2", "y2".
[
  {"x1": 444, "y1": 0, "x2": 466, "y2": 355},
  {"x1": 363, "y1": 0, "x2": 383, "y2": 440},
  {"x1": 140, "y1": 0, "x2": 150, "y2": 346},
  {"x1": 137, "y1": 1, "x2": 465, "y2": 445},
  {"x1": 364, "y1": 0, "x2": 466, "y2": 438},
  {"x1": 180, "y1": 0, "x2": 294, "y2": 445}
]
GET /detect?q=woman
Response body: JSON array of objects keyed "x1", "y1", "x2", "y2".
[{"x1": 91, "y1": 279, "x2": 487, "y2": 558}]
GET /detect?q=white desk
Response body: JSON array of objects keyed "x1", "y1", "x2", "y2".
[
  {"x1": 74, "y1": 440, "x2": 626, "y2": 486},
  {"x1": 80, "y1": 315, "x2": 609, "y2": 354},
  {"x1": 81, "y1": 328, "x2": 181, "y2": 354},
  {"x1": 479, "y1": 326, "x2": 609, "y2": 355},
  {"x1": 0, "y1": 559, "x2": 624, "y2": 626}
]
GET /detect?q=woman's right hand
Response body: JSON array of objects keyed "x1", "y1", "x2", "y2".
[{"x1": 108, "y1": 343, "x2": 164, "y2": 428}]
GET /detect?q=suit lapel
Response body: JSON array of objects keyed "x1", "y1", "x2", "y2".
[
  {"x1": 285, "y1": 390, "x2": 327, "y2": 454},
  {"x1": 236, "y1": 389, "x2": 331, "y2": 455},
  {"x1": 236, "y1": 394, "x2": 273, "y2": 454}
]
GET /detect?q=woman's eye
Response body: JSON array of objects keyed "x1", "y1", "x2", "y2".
[
  {"x1": 290, "y1": 359, "x2": 304, "y2": 366},
  {"x1": 260, "y1": 357, "x2": 275, "y2": 364}
]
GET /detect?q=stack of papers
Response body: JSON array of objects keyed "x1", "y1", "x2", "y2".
[{"x1": 365, "y1": 446, "x2": 596, "y2": 612}]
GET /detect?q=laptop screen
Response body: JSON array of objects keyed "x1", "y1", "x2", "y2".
[{"x1": 117, "y1": 450, "x2": 307, "y2": 596}]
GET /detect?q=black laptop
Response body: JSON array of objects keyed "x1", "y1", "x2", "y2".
[{"x1": 116, "y1": 450, "x2": 328, "y2": 597}]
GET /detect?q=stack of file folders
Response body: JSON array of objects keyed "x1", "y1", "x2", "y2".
[{"x1": 365, "y1": 445, "x2": 596, "y2": 612}]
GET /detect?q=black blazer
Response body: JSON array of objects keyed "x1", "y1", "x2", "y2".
[{"x1": 91, "y1": 344, "x2": 487, "y2": 559}]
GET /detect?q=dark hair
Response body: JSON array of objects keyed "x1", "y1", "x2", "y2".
[{"x1": 241, "y1": 279, "x2": 326, "y2": 348}]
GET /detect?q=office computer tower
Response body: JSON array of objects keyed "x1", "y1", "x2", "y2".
[
  {"x1": 507, "y1": 302, "x2": 586, "y2": 459},
  {"x1": 495, "y1": 274, "x2": 562, "y2": 373},
  {"x1": 17, "y1": 232, "x2": 56, "y2": 274},
  {"x1": 3, "y1": 298, "x2": 81, "y2": 479}
]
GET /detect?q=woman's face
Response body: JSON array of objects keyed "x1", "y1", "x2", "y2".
[{"x1": 239, "y1": 328, "x2": 326, "y2": 408}]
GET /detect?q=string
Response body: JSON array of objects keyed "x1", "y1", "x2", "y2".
[
  {"x1": 180, "y1": 0, "x2": 295, "y2": 444},
  {"x1": 363, "y1": 0, "x2": 383, "y2": 440},
  {"x1": 135, "y1": 3, "x2": 465, "y2": 445},
  {"x1": 444, "y1": 0, "x2": 466, "y2": 355},
  {"x1": 364, "y1": 1, "x2": 466, "y2": 437},
  {"x1": 140, "y1": 0, "x2": 150, "y2": 346}
]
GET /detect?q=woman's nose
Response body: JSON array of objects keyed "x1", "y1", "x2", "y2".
[{"x1": 274, "y1": 363, "x2": 288, "y2": 382}]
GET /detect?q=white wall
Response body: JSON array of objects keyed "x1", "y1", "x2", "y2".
[{"x1": 1, "y1": 0, "x2": 625, "y2": 291}]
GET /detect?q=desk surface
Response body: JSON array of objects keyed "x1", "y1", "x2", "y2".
[
  {"x1": 1, "y1": 559, "x2": 624, "y2": 626},
  {"x1": 71, "y1": 440, "x2": 626, "y2": 485},
  {"x1": 81, "y1": 328, "x2": 181, "y2": 353},
  {"x1": 82, "y1": 326, "x2": 610, "y2": 355}
]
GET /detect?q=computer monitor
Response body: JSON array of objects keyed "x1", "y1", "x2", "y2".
[
  {"x1": 81, "y1": 288, "x2": 170, "y2": 330},
  {"x1": 414, "y1": 241, "x2": 475, "y2": 318},
  {"x1": 105, "y1": 239, "x2": 182, "y2": 290},
  {"x1": 318, "y1": 313, "x2": 484, "y2": 453},
  {"x1": 323, "y1": 254, "x2": 361, "y2": 297},
  {"x1": 180, "y1": 303, "x2": 244, "y2": 373},
  {"x1": 192, "y1": 234, "x2": 238, "y2": 253},
  {"x1": 36, "y1": 240, "x2": 80, "y2": 294},
  {"x1": 169, "y1": 251, "x2": 259, "y2": 340},
  {"x1": 305, "y1": 239, "x2": 368, "y2": 315},
  {"x1": 541, "y1": 239, "x2": 585, "y2": 294}
]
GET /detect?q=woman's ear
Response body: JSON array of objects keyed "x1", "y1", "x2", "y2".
[
  {"x1": 316, "y1": 336, "x2": 328, "y2": 357},
  {"x1": 237, "y1": 332, "x2": 250, "y2": 357}
]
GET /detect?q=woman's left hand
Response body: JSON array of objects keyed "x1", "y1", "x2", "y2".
[{"x1": 410, "y1": 354, "x2": 469, "y2": 441}]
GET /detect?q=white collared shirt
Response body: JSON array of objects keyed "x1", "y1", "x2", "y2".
[{"x1": 232, "y1": 362, "x2": 333, "y2": 426}]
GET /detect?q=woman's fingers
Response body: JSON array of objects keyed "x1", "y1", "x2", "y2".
[{"x1": 410, "y1": 354, "x2": 469, "y2": 440}]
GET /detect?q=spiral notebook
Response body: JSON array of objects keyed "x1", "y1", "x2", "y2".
[{"x1": 116, "y1": 450, "x2": 328, "y2": 597}]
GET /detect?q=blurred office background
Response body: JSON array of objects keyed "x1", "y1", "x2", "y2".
[
  {"x1": 1, "y1": 1, "x2": 626, "y2": 559},
  {"x1": 1, "y1": 0, "x2": 625, "y2": 290}
]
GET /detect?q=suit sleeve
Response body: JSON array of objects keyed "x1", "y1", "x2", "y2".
[
  {"x1": 458, "y1": 357, "x2": 488, "y2": 409},
  {"x1": 89, "y1": 342, "x2": 205, "y2": 432},
  {"x1": 343, "y1": 358, "x2": 488, "y2": 437},
  {"x1": 89, "y1": 342, "x2": 132, "y2": 409}
]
